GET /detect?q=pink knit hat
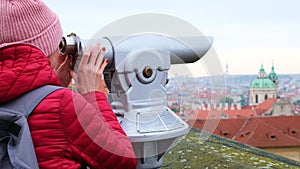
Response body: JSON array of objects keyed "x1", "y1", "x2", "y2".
[{"x1": 0, "y1": 0, "x2": 63, "y2": 56}]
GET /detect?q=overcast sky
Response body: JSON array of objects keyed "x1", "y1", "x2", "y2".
[{"x1": 44, "y1": 0, "x2": 300, "y2": 77}]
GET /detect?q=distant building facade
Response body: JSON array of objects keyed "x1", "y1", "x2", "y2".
[
  {"x1": 249, "y1": 64, "x2": 278, "y2": 106},
  {"x1": 271, "y1": 97, "x2": 295, "y2": 116}
]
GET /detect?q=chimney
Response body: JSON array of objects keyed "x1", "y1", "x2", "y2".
[
  {"x1": 218, "y1": 103, "x2": 222, "y2": 110},
  {"x1": 230, "y1": 103, "x2": 235, "y2": 110},
  {"x1": 201, "y1": 103, "x2": 206, "y2": 111},
  {"x1": 224, "y1": 103, "x2": 228, "y2": 110},
  {"x1": 213, "y1": 103, "x2": 217, "y2": 109},
  {"x1": 237, "y1": 103, "x2": 241, "y2": 110},
  {"x1": 207, "y1": 103, "x2": 211, "y2": 110},
  {"x1": 197, "y1": 103, "x2": 202, "y2": 110}
]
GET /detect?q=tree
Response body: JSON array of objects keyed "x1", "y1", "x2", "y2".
[{"x1": 219, "y1": 96, "x2": 234, "y2": 105}]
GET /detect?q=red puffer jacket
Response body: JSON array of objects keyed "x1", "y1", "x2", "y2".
[{"x1": 0, "y1": 44, "x2": 137, "y2": 169}]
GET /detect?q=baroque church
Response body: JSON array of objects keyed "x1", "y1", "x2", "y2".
[{"x1": 249, "y1": 64, "x2": 278, "y2": 106}]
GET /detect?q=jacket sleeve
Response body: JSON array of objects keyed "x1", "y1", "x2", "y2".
[{"x1": 59, "y1": 89, "x2": 137, "y2": 169}]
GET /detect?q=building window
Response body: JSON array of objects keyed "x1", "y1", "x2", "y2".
[
  {"x1": 220, "y1": 131, "x2": 229, "y2": 137},
  {"x1": 255, "y1": 95, "x2": 258, "y2": 103},
  {"x1": 265, "y1": 94, "x2": 268, "y2": 100},
  {"x1": 270, "y1": 135, "x2": 276, "y2": 140},
  {"x1": 267, "y1": 133, "x2": 276, "y2": 140},
  {"x1": 288, "y1": 128, "x2": 297, "y2": 135}
]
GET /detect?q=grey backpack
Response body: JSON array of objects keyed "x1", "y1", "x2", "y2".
[{"x1": 0, "y1": 85, "x2": 62, "y2": 169}]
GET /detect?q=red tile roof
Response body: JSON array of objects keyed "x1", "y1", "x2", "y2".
[
  {"x1": 189, "y1": 116, "x2": 300, "y2": 148},
  {"x1": 187, "y1": 108, "x2": 256, "y2": 120},
  {"x1": 187, "y1": 98, "x2": 277, "y2": 120},
  {"x1": 255, "y1": 98, "x2": 277, "y2": 115}
]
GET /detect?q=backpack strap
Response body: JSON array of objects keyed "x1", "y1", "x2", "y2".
[
  {"x1": 0, "y1": 85, "x2": 63, "y2": 138},
  {"x1": 0, "y1": 119, "x2": 21, "y2": 137},
  {"x1": 1, "y1": 85, "x2": 63, "y2": 118},
  {"x1": 0, "y1": 85, "x2": 62, "y2": 169}
]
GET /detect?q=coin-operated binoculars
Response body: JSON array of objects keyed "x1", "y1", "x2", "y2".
[
  {"x1": 61, "y1": 33, "x2": 212, "y2": 169},
  {"x1": 99, "y1": 33, "x2": 212, "y2": 169}
]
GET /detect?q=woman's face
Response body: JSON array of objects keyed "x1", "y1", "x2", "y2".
[
  {"x1": 48, "y1": 48, "x2": 109, "y2": 96},
  {"x1": 48, "y1": 48, "x2": 61, "y2": 70},
  {"x1": 48, "y1": 48, "x2": 72, "y2": 87}
]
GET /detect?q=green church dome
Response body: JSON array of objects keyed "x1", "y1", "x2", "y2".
[
  {"x1": 250, "y1": 64, "x2": 277, "y2": 89},
  {"x1": 250, "y1": 78, "x2": 276, "y2": 88}
]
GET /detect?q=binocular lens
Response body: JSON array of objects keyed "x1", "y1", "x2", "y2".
[{"x1": 59, "y1": 37, "x2": 66, "y2": 54}]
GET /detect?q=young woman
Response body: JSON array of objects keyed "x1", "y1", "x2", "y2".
[{"x1": 0, "y1": 0, "x2": 137, "y2": 168}]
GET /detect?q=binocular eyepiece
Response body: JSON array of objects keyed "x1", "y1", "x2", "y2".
[{"x1": 59, "y1": 33, "x2": 83, "y2": 70}]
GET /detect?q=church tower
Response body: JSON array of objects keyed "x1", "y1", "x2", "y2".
[
  {"x1": 249, "y1": 64, "x2": 278, "y2": 106},
  {"x1": 225, "y1": 62, "x2": 230, "y2": 76},
  {"x1": 269, "y1": 64, "x2": 279, "y2": 86}
]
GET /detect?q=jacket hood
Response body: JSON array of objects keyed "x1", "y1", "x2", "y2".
[{"x1": 0, "y1": 44, "x2": 61, "y2": 103}]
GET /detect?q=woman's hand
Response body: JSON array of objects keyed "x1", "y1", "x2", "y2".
[{"x1": 74, "y1": 43, "x2": 108, "y2": 95}]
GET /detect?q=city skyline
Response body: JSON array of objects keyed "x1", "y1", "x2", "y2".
[{"x1": 44, "y1": 0, "x2": 300, "y2": 77}]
